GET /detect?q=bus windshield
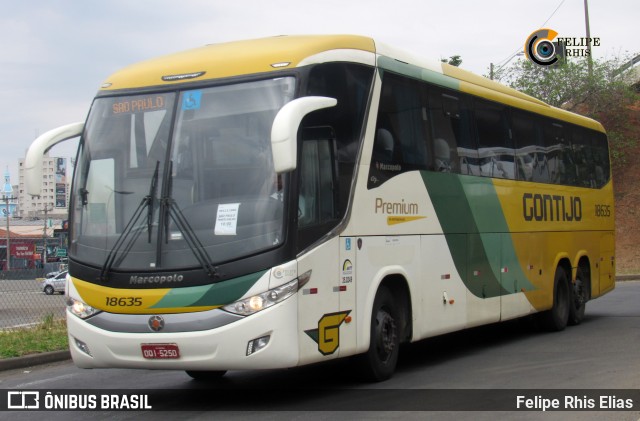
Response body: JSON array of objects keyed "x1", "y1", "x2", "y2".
[{"x1": 70, "y1": 77, "x2": 296, "y2": 274}]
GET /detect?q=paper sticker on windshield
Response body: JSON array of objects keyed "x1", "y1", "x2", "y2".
[
  {"x1": 215, "y1": 203, "x2": 240, "y2": 235},
  {"x1": 182, "y1": 90, "x2": 202, "y2": 110}
]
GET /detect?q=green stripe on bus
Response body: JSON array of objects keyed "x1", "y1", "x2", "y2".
[
  {"x1": 377, "y1": 56, "x2": 459, "y2": 90},
  {"x1": 421, "y1": 172, "x2": 536, "y2": 297},
  {"x1": 150, "y1": 270, "x2": 267, "y2": 308}
]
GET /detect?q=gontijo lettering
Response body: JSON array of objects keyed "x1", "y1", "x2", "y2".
[{"x1": 522, "y1": 193, "x2": 582, "y2": 222}]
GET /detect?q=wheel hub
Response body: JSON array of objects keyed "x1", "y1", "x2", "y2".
[{"x1": 375, "y1": 309, "x2": 397, "y2": 361}]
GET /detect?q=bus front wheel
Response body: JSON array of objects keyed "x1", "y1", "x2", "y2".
[{"x1": 358, "y1": 286, "x2": 400, "y2": 382}]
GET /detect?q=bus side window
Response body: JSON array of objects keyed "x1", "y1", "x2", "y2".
[
  {"x1": 512, "y1": 111, "x2": 549, "y2": 184},
  {"x1": 542, "y1": 120, "x2": 566, "y2": 184},
  {"x1": 368, "y1": 72, "x2": 429, "y2": 188},
  {"x1": 592, "y1": 131, "x2": 610, "y2": 188},
  {"x1": 428, "y1": 89, "x2": 472, "y2": 175},
  {"x1": 571, "y1": 128, "x2": 596, "y2": 187},
  {"x1": 297, "y1": 127, "x2": 339, "y2": 250},
  {"x1": 512, "y1": 110, "x2": 536, "y2": 182},
  {"x1": 305, "y1": 62, "x2": 374, "y2": 210},
  {"x1": 373, "y1": 128, "x2": 395, "y2": 163},
  {"x1": 473, "y1": 100, "x2": 514, "y2": 179}
]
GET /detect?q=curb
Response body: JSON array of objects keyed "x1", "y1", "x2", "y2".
[
  {"x1": 615, "y1": 274, "x2": 640, "y2": 281},
  {"x1": 1, "y1": 275, "x2": 639, "y2": 372},
  {"x1": 0, "y1": 350, "x2": 71, "y2": 372}
]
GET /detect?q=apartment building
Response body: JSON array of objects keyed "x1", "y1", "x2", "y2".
[{"x1": 17, "y1": 155, "x2": 70, "y2": 219}]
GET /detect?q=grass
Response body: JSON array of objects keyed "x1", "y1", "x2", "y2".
[{"x1": 0, "y1": 314, "x2": 68, "y2": 359}]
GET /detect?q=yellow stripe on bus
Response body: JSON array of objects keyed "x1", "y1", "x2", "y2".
[{"x1": 71, "y1": 277, "x2": 217, "y2": 314}]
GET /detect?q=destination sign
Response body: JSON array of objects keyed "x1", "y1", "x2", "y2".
[{"x1": 112, "y1": 96, "x2": 167, "y2": 114}]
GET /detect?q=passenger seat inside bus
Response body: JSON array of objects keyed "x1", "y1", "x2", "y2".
[
  {"x1": 434, "y1": 138, "x2": 452, "y2": 172},
  {"x1": 373, "y1": 128, "x2": 395, "y2": 162}
]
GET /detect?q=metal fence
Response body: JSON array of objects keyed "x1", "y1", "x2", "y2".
[{"x1": 0, "y1": 268, "x2": 67, "y2": 331}]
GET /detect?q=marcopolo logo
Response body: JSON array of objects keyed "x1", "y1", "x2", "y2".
[
  {"x1": 129, "y1": 274, "x2": 184, "y2": 285},
  {"x1": 524, "y1": 29, "x2": 564, "y2": 66},
  {"x1": 525, "y1": 28, "x2": 601, "y2": 67}
]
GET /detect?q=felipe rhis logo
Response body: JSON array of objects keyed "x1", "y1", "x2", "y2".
[{"x1": 525, "y1": 28, "x2": 562, "y2": 66}]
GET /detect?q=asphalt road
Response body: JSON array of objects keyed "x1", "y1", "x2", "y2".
[{"x1": 1, "y1": 281, "x2": 639, "y2": 421}]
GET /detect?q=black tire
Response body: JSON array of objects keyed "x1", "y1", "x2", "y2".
[
  {"x1": 568, "y1": 268, "x2": 587, "y2": 325},
  {"x1": 185, "y1": 370, "x2": 227, "y2": 381},
  {"x1": 44, "y1": 285, "x2": 54, "y2": 295},
  {"x1": 539, "y1": 266, "x2": 570, "y2": 331},
  {"x1": 358, "y1": 286, "x2": 400, "y2": 382}
]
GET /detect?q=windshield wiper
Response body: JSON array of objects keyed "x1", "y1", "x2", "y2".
[
  {"x1": 157, "y1": 161, "x2": 219, "y2": 280},
  {"x1": 147, "y1": 161, "x2": 160, "y2": 242},
  {"x1": 99, "y1": 161, "x2": 159, "y2": 281}
]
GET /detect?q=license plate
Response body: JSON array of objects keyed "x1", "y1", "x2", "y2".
[{"x1": 141, "y1": 343, "x2": 180, "y2": 359}]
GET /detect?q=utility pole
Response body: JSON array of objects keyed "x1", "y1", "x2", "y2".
[
  {"x1": 42, "y1": 204, "x2": 53, "y2": 267},
  {"x1": 584, "y1": 0, "x2": 593, "y2": 78},
  {"x1": 2, "y1": 195, "x2": 16, "y2": 270}
]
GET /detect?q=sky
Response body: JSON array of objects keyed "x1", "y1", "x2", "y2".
[{"x1": 1, "y1": 0, "x2": 638, "y2": 184}]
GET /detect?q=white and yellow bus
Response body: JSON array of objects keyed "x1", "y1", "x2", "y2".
[{"x1": 25, "y1": 35, "x2": 615, "y2": 381}]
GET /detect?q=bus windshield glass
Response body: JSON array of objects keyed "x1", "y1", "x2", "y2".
[{"x1": 70, "y1": 77, "x2": 296, "y2": 273}]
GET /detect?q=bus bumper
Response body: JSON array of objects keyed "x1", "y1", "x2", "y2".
[{"x1": 67, "y1": 294, "x2": 299, "y2": 370}]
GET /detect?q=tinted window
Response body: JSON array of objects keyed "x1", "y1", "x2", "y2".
[
  {"x1": 428, "y1": 89, "x2": 474, "y2": 174},
  {"x1": 571, "y1": 128, "x2": 597, "y2": 187},
  {"x1": 368, "y1": 72, "x2": 429, "y2": 188},
  {"x1": 366, "y1": 72, "x2": 609, "y2": 189},
  {"x1": 512, "y1": 110, "x2": 540, "y2": 182},
  {"x1": 542, "y1": 121, "x2": 576, "y2": 185},
  {"x1": 301, "y1": 62, "x2": 374, "y2": 249},
  {"x1": 474, "y1": 100, "x2": 514, "y2": 179},
  {"x1": 592, "y1": 131, "x2": 610, "y2": 188},
  {"x1": 305, "y1": 62, "x2": 374, "y2": 216}
]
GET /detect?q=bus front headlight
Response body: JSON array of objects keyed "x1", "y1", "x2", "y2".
[
  {"x1": 67, "y1": 298, "x2": 101, "y2": 319},
  {"x1": 222, "y1": 278, "x2": 299, "y2": 316}
]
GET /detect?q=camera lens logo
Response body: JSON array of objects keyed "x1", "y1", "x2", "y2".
[{"x1": 525, "y1": 29, "x2": 563, "y2": 66}]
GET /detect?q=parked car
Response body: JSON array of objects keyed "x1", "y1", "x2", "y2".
[{"x1": 43, "y1": 271, "x2": 67, "y2": 295}]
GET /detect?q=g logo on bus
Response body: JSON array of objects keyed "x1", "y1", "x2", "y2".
[
  {"x1": 148, "y1": 315, "x2": 165, "y2": 332},
  {"x1": 305, "y1": 311, "x2": 351, "y2": 356}
]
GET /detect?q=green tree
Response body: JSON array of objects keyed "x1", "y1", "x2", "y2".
[
  {"x1": 441, "y1": 55, "x2": 462, "y2": 67},
  {"x1": 491, "y1": 55, "x2": 640, "y2": 167}
]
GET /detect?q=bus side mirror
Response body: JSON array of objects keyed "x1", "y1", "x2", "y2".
[
  {"x1": 25, "y1": 122, "x2": 84, "y2": 196},
  {"x1": 271, "y1": 96, "x2": 337, "y2": 173}
]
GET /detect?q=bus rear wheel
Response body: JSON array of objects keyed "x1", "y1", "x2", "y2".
[
  {"x1": 539, "y1": 266, "x2": 570, "y2": 331},
  {"x1": 569, "y1": 268, "x2": 587, "y2": 325},
  {"x1": 358, "y1": 286, "x2": 400, "y2": 382},
  {"x1": 185, "y1": 370, "x2": 227, "y2": 381}
]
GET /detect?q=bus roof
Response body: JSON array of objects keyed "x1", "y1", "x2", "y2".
[
  {"x1": 100, "y1": 35, "x2": 376, "y2": 91},
  {"x1": 99, "y1": 34, "x2": 604, "y2": 132}
]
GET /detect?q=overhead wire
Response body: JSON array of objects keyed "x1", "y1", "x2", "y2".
[{"x1": 493, "y1": 0, "x2": 568, "y2": 71}]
